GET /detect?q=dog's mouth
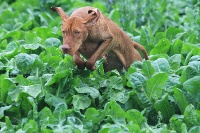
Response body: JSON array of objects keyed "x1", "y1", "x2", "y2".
[{"x1": 62, "y1": 49, "x2": 76, "y2": 56}]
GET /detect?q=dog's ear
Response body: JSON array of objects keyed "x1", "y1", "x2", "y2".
[
  {"x1": 83, "y1": 8, "x2": 100, "y2": 27},
  {"x1": 51, "y1": 6, "x2": 68, "y2": 21}
]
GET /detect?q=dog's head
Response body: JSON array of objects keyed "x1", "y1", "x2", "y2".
[{"x1": 51, "y1": 6, "x2": 100, "y2": 55}]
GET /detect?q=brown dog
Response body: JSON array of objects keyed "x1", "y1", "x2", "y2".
[{"x1": 51, "y1": 6, "x2": 149, "y2": 72}]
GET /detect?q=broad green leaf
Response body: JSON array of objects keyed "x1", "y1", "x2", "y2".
[
  {"x1": 184, "y1": 104, "x2": 200, "y2": 128},
  {"x1": 99, "y1": 123, "x2": 124, "y2": 133},
  {"x1": 170, "y1": 39, "x2": 183, "y2": 55},
  {"x1": 25, "y1": 32, "x2": 41, "y2": 44},
  {"x1": 55, "y1": 55, "x2": 75, "y2": 72},
  {"x1": 67, "y1": 117, "x2": 83, "y2": 131},
  {"x1": 104, "y1": 101, "x2": 126, "y2": 126},
  {"x1": 183, "y1": 76, "x2": 200, "y2": 102},
  {"x1": 45, "y1": 38, "x2": 61, "y2": 47},
  {"x1": 128, "y1": 72, "x2": 146, "y2": 89},
  {"x1": 23, "y1": 120, "x2": 39, "y2": 133},
  {"x1": 166, "y1": 74, "x2": 180, "y2": 91},
  {"x1": 170, "y1": 115, "x2": 186, "y2": 133},
  {"x1": 38, "y1": 107, "x2": 57, "y2": 127},
  {"x1": 21, "y1": 43, "x2": 43, "y2": 51},
  {"x1": 135, "y1": 91, "x2": 152, "y2": 111},
  {"x1": 45, "y1": 93, "x2": 66, "y2": 108},
  {"x1": 111, "y1": 91, "x2": 129, "y2": 104},
  {"x1": 180, "y1": 61, "x2": 200, "y2": 83},
  {"x1": 140, "y1": 26, "x2": 153, "y2": 49},
  {"x1": 142, "y1": 60, "x2": 155, "y2": 78},
  {"x1": 154, "y1": 32, "x2": 166, "y2": 44},
  {"x1": 150, "y1": 38, "x2": 171, "y2": 55},
  {"x1": 72, "y1": 95, "x2": 91, "y2": 109},
  {"x1": 75, "y1": 86, "x2": 100, "y2": 98},
  {"x1": 173, "y1": 88, "x2": 189, "y2": 114},
  {"x1": 154, "y1": 95, "x2": 175, "y2": 123},
  {"x1": 145, "y1": 73, "x2": 168, "y2": 100},
  {"x1": 125, "y1": 109, "x2": 146, "y2": 127},
  {"x1": 15, "y1": 53, "x2": 37, "y2": 74},
  {"x1": 168, "y1": 54, "x2": 181, "y2": 71},
  {"x1": 108, "y1": 9, "x2": 121, "y2": 26},
  {"x1": 0, "y1": 75, "x2": 15, "y2": 102},
  {"x1": 0, "y1": 105, "x2": 11, "y2": 119},
  {"x1": 166, "y1": 27, "x2": 183, "y2": 42},
  {"x1": 189, "y1": 126, "x2": 200, "y2": 133},
  {"x1": 16, "y1": 75, "x2": 30, "y2": 86},
  {"x1": 85, "y1": 108, "x2": 100, "y2": 124},
  {"x1": 45, "y1": 70, "x2": 70, "y2": 86},
  {"x1": 6, "y1": 41, "x2": 18, "y2": 52},
  {"x1": 152, "y1": 58, "x2": 170, "y2": 74},
  {"x1": 5, "y1": 116, "x2": 14, "y2": 131},
  {"x1": 8, "y1": 84, "x2": 41, "y2": 102},
  {"x1": 107, "y1": 76, "x2": 124, "y2": 90},
  {"x1": 53, "y1": 103, "x2": 68, "y2": 121}
]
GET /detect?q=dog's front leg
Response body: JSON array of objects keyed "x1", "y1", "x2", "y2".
[
  {"x1": 73, "y1": 53, "x2": 85, "y2": 70},
  {"x1": 85, "y1": 37, "x2": 113, "y2": 70}
]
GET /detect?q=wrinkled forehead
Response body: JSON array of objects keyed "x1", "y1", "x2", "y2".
[{"x1": 62, "y1": 17, "x2": 84, "y2": 31}]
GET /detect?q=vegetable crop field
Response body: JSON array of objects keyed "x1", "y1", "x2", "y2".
[{"x1": 0, "y1": 0, "x2": 200, "y2": 132}]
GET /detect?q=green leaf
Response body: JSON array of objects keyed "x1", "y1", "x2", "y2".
[
  {"x1": 111, "y1": 91, "x2": 129, "y2": 104},
  {"x1": 45, "y1": 70, "x2": 70, "y2": 86},
  {"x1": 168, "y1": 54, "x2": 181, "y2": 71},
  {"x1": 166, "y1": 27, "x2": 183, "y2": 42},
  {"x1": 173, "y1": 88, "x2": 189, "y2": 114},
  {"x1": 0, "y1": 105, "x2": 11, "y2": 119},
  {"x1": 6, "y1": 41, "x2": 18, "y2": 52},
  {"x1": 128, "y1": 72, "x2": 146, "y2": 89},
  {"x1": 170, "y1": 39, "x2": 183, "y2": 55},
  {"x1": 152, "y1": 58, "x2": 170, "y2": 74},
  {"x1": 45, "y1": 93, "x2": 66, "y2": 108},
  {"x1": 189, "y1": 126, "x2": 200, "y2": 133},
  {"x1": 145, "y1": 73, "x2": 168, "y2": 100},
  {"x1": 0, "y1": 75, "x2": 15, "y2": 103},
  {"x1": 23, "y1": 120, "x2": 39, "y2": 133},
  {"x1": 75, "y1": 86, "x2": 100, "y2": 98},
  {"x1": 154, "y1": 95, "x2": 175, "y2": 123},
  {"x1": 170, "y1": 115, "x2": 186, "y2": 133},
  {"x1": 142, "y1": 60, "x2": 155, "y2": 78},
  {"x1": 180, "y1": 61, "x2": 200, "y2": 83},
  {"x1": 85, "y1": 108, "x2": 101, "y2": 124},
  {"x1": 38, "y1": 107, "x2": 57, "y2": 127},
  {"x1": 72, "y1": 95, "x2": 91, "y2": 109},
  {"x1": 150, "y1": 38, "x2": 171, "y2": 55},
  {"x1": 183, "y1": 76, "x2": 200, "y2": 102},
  {"x1": 45, "y1": 38, "x2": 61, "y2": 47},
  {"x1": 104, "y1": 101, "x2": 126, "y2": 126},
  {"x1": 5, "y1": 116, "x2": 14, "y2": 130},
  {"x1": 166, "y1": 74, "x2": 180, "y2": 91},
  {"x1": 8, "y1": 84, "x2": 41, "y2": 102},
  {"x1": 125, "y1": 109, "x2": 146, "y2": 127},
  {"x1": 107, "y1": 76, "x2": 124, "y2": 90},
  {"x1": 184, "y1": 104, "x2": 200, "y2": 128},
  {"x1": 15, "y1": 53, "x2": 37, "y2": 74},
  {"x1": 140, "y1": 26, "x2": 153, "y2": 49}
]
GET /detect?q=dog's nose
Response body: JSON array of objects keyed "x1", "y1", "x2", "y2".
[{"x1": 62, "y1": 45, "x2": 71, "y2": 53}]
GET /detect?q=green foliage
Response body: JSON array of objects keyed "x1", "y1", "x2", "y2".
[{"x1": 0, "y1": 0, "x2": 200, "y2": 132}]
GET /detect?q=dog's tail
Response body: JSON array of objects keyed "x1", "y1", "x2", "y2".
[{"x1": 133, "y1": 42, "x2": 149, "y2": 60}]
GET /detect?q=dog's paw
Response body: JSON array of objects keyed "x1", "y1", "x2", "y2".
[{"x1": 85, "y1": 60, "x2": 96, "y2": 70}]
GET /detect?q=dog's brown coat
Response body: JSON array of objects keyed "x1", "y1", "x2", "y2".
[{"x1": 51, "y1": 6, "x2": 149, "y2": 72}]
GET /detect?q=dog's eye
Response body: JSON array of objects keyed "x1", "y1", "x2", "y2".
[
  {"x1": 73, "y1": 30, "x2": 80, "y2": 35},
  {"x1": 62, "y1": 31, "x2": 67, "y2": 35}
]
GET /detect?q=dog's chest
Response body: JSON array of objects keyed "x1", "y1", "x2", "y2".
[{"x1": 79, "y1": 42, "x2": 100, "y2": 59}]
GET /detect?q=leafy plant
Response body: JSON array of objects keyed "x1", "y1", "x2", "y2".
[{"x1": 0, "y1": 0, "x2": 200, "y2": 132}]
